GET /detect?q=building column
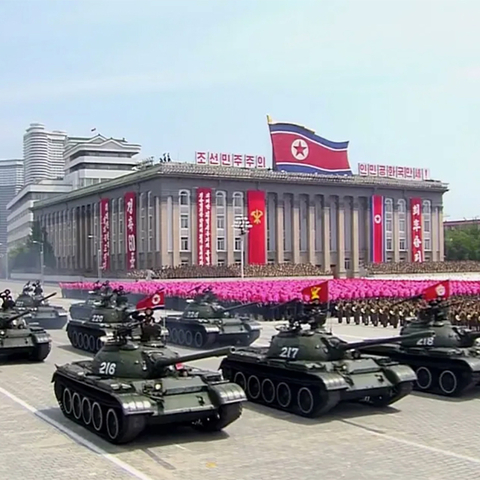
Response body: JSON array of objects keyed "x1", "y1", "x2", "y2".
[
  {"x1": 79, "y1": 207, "x2": 85, "y2": 270},
  {"x1": 438, "y1": 206, "x2": 444, "y2": 260},
  {"x1": 337, "y1": 199, "x2": 346, "y2": 276},
  {"x1": 292, "y1": 194, "x2": 300, "y2": 264},
  {"x1": 351, "y1": 200, "x2": 360, "y2": 276},
  {"x1": 227, "y1": 199, "x2": 235, "y2": 265},
  {"x1": 393, "y1": 203, "x2": 400, "y2": 262},
  {"x1": 431, "y1": 206, "x2": 439, "y2": 261},
  {"x1": 210, "y1": 196, "x2": 217, "y2": 265},
  {"x1": 322, "y1": 199, "x2": 331, "y2": 273},
  {"x1": 308, "y1": 196, "x2": 316, "y2": 264},
  {"x1": 275, "y1": 195, "x2": 284, "y2": 263},
  {"x1": 158, "y1": 196, "x2": 169, "y2": 267},
  {"x1": 172, "y1": 198, "x2": 180, "y2": 266}
]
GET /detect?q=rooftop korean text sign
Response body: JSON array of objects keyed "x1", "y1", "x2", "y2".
[
  {"x1": 358, "y1": 163, "x2": 430, "y2": 181},
  {"x1": 195, "y1": 152, "x2": 266, "y2": 169}
]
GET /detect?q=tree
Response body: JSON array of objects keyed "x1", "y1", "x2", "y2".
[
  {"x1": 444, "y1": 225, "x2": 480, "y2": 261},
  {"x1": 9, "y1": 221, "x2": 56, "y2": 272}
]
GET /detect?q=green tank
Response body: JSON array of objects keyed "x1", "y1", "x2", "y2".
[
  {"x1": 0, "y1": 307, "x2": 51, "y2": 361},
  {"x1": 359, "y1": 299, "x2": 480, "y2": 396},
  {"x1": 52, "y1": 318, "x2": 246, "y2": 444},
  {"x1": 15, "y1": 290, "x2": 68, "y2": 330},
  {"x1": 66, "y1": 289, "x2": 141, "y2": 353},
  {"x1": 69, "y1": 290, "x2": 104, "y2": 321},
  {"x1": 220, "y1": 304, "x2": 432, "y2": 417},
  {"x1": 165, "y1": 288, "x2": 262, "y2": 349}
]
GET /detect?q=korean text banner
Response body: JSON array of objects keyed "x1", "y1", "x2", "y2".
[
  {"x1": 197, "y1": 188, "x2": 212, "y2": 265},
  {"x1": 247, "y1": 190, "x2": 267, "y2": 264},
  {"x1": 100, "y1": 198, "x2": 110, "y2": 271},
  {"x1": 371, "y1": 195, "x2": 384, "y2": 263},
  {"x1": 124, "y1": 192, "x2": 137, "y2": 270},
  {"x1": 410, "y1": 197, "x2": 423, "y2": 262}
]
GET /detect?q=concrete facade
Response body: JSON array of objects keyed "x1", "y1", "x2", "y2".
[{"x1": 31, "y1": 163, "x2": 448, "y2": 275}]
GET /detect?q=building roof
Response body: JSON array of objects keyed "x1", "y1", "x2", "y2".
[
  {"x1": 31, "y1": 162, "x2": 449, "y2": 211},
  {"x1": 444, "y1": 219, "x2": 480, "y2": 226}
]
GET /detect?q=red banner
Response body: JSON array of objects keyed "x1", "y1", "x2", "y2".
[
  {"x1": 247, "y1": 190, "x2": 266, "y2": 264},
  {"x1": 371, "y1": 195, "x2": 384, "y2": 263},
  {"x1": 197, "y1": 188, "x2": 212, "y2": 265},
  {"x1": 124, "y1": 192, "x2": 137, "y2": 270},
  {"x1": 410, "y1": 197, "x2": 423, "y2": 262},
  {"x1": 100, "y1": 198, "x2": 110, "y2": 271}
]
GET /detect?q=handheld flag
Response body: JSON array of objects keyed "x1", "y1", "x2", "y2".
[
  {"x1": 422, "y1": 281, "x2": 450, "y2": 301},
  {"x1": 136, "y1": 290, "x2": 165, "y2": 310},
  {"x1": 301, "y1": 282, "x2": 329, "y2": 303}
]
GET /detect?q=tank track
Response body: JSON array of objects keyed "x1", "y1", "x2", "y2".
[
  {"x1": 53, "y1": 373, "x2": 147, "y2": 444},
  {"x1": 164, "y1": 322, "x2": 260, "y2": 349},
  {"x1": 66, "y1": 325, "x2": 105, "y2": 353},
  {"x1": 221, "y1": 358, "x2": 413, "y2": 417},
  {"x1": 30, "y1": 342, "x2": 51, "y2": 362}
]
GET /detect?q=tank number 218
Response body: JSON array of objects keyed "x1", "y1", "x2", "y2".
[
  {"x1": 279, "y1": 347, "x2": 299, "y2": 359},
  {"x1": 99, "y1": 362, "x2": 117, "y2": 375},
  {"x1": 416, "y1": 337, "x2": 434, "y2": 346}
]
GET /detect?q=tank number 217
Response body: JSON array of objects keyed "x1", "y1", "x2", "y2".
[
  {"x1": 279, "y1": 347, "x2": 299, "y2": 359},
  {"x1": 99, "y1": 362, "x2": 117, "y2": 375},
  {"x1": 416, "y1": 337, "x2": 434, "y2": 346}
]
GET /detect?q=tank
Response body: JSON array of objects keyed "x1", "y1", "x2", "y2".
[
  {"x1": 358, "y1": 299, "x2": 480, "y2": 397},
  {"x1": 52, "y1": 318, "x2": 246, "y2": 444},
  {"x1": 69, "y1": 282, "x2": 123, "y2": 321},
  {"x1": 219, "y1": 304, "x2": 433, "y2": 417},
  {"x1": 0, "y1": 305, "x2": 52, "y2": 361},
  {"x1": 15, "y1": 290, "x2": 68, "y2": 330},
  {"x1": 164, "y1": 288, "x2": 262, "y2": 349}
]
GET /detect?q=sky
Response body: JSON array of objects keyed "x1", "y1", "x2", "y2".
[{"x1": 0, "y1": 0, "x2": 479, "y2": 220}]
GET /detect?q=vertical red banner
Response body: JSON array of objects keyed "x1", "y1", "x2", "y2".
[
  {"x1": 410, "y1": 197, "x2": 423, "y2": 262},
  {"x1": 247, "y1": 190, "x2": 267, "y2": 264},
  {"x1": 197, "y1": 188, "x2": 212, "y2": 265},
  {"x1": 124, "y1": 191, "x2": 137, "y2": 270},
  {"x1": 100, "y1": 198, "x2": 110, "y2": 271},
  {"x1": 371, "y1": 195, "x2": 384, "y2": 263}
]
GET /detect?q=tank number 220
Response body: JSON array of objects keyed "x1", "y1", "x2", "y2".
[
  {"x1": 416, "y1": 337, "x2": 434, "y2": 346},
  {"x1": 279, "y1": 347, "x2": 299, "y2": 359},
  {"x1": 91, "y1": 315, "x2": 104, "y2": 323},
  {"x1": 99, "y1": 362, "x2": 117, "y2": 375}
]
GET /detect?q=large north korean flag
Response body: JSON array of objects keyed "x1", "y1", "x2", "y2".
[
  {"x1": 371, "y1": 195, "x2": 384, "y2": 263},
  {"x1": 267, "y1": 117, "x2": 352, "y2": 175}
]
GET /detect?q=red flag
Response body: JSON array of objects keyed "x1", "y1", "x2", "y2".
[
  {"x1": 371, "y1": 195, "x2": 384, "y2": 263},
  {"x1": 301, "y1": 282, "x2": 329, "y2": 303},
  {"x1": 136, "y1": 290, "x2": 165, "y2": 310},
  {"x1": 422, "y1": 281, "x2": 450, "y2": 301},
  {"x1": 247, "y1": 190, "x2": 266, "y2": 264}
]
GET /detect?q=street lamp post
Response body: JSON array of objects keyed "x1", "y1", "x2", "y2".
[
  {"x1": 233, "y1": 216, "x2": 252, "y2": 279},
  {"x1": 88, "y1": 235, "x2": 102, "y2": 279},
  {"x1": 32, "y1": 241, "x2": 44, "y2": 282}
]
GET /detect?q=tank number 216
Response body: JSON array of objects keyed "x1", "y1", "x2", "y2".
[
  {"x1": 279, "y1": 347, "x2": 299, "y2": 359},
  {"x1": 416, "y1": 337, "x2": 434, "y2": 346},
  {"x1": 99, "y1": 362, "x2": 117, "y2": 375}
]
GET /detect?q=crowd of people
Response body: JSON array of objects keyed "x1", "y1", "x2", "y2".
[{"x1": 365, "y1": 261, "x2": 480, "y2": 275}]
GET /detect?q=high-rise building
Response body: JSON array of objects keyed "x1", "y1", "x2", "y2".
[
  {"x1": 23, "y1": 123, "x2": 67, "y2": 184},
  {"x1": 0, "y1": 159, "x2": 24, "y2": 254}
]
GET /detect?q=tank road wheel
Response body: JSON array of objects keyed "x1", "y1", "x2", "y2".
[
  {"x1": 170, "y1": 328, "x2": 178, "y2": 344},
  {"x1": 96, "y1": 337, "x2": 103, "y2": 352},
  {"x1": 71, "y1": 331, "x2": 79, "y2": 347},
  {"x1": 105, "y1": 408, "x2": 146, "y2": 444},
  {"x1": 106, "y1": 408, "x2": 120, "y2": 441},
  {"x1": 192, "y1": 403, "x2": 243, "y2": 432},
  {"x1": 194, "y1": 331, "x2": 205, "y2": 348},
  {"x1": 77, "y1": 333, "x2": 84, "y2": 350},
  {"x1": 92, "y1": 402, "x2": 104, "y2": 432},
  {"x1": 261, "y1": 378, "x2": 276, "y2": 404},
  {"x1": 438, "y1": 370, "x2": 461, "y2": 396},
  {"x1": 88, "y1": 335, "x2": 96, "y2": 352},
  {"x1": 62, "y1": 388, "x2": 73, "y2": 415},
  {"x1": 82, "y1": 397, "x2": 92, "y2": 425},
  {"x1": 276, "y1": 382, "x2": 292, "y2": 408},
  {"x1": 247, "y1": 375, "x2": 261, "y2": 400},
  {"x1": 233, "y1": 371, "x2": 247, "y2": 390},
  {"x1": 72, "y1": 392, "x2": 82, "y2": 420},
  {"x1": 296, "y1": 386, "x2": 338, "y2": 418},
  {"x1": 415, "y1": 366, "x2": 433, "y2": 391},
  {"x1": 184, "y1": 330, "x2": 193, "y2": 347},
  {"x1": 177, "y1": 329, "x2": 186, "y2": 345},
  {"x1": 297, "y1": 387, "x2": 315, "y2": 415},
  {"x1": 83, "y1": 334, "x2": 90, "y2": 351}
]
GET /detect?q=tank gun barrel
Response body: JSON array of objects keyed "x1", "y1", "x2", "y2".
[
  {"x1": 153, "y1": 346, "x2": 234, "y2": 369},
  {"x1": 3, "y1": 309, "x2": 33, "y2": 324},
  {"x1": 222, "y1": 302, "x2": 258, "y2": 313},
  {"x1": 39, "y1": 292, "x2": 57, "y2": 302},
  {"x1": 341, "y1": 330, "x2": 435, "y2": 351}
]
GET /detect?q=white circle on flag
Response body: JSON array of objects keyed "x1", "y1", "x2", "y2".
[
  {"x1": 435, "y1": 285, "x2": 445, "y2": 297},
  {"x1": 374, "y1": 214, "x2": 382, "y2": 224},
  {"x1": 291, "y1": 139, "x2": 309, "y2": 160},
  {"x1": 152, "y1": 294, "x2": 161, "y2": 305}
]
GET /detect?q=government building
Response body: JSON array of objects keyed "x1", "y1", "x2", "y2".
[{"x1": 30, "y1": 162, "x2": 448, "y2": 277}]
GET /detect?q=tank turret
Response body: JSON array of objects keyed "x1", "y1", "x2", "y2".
[{"x1": 0, "y1": 309, "x2": 33, "y2": 329}]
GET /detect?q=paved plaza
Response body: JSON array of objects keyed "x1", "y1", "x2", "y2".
[{"x1": 1, "y1": 281, "x2": 480, "y2": 480}]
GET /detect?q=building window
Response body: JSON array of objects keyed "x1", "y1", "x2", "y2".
[
  {"x1": 217, "y1": 258, "x2": 225, "y2": 266},
  {"x1": 140, "y1": 193, "x2": 146, "y2": 253},
  {"x1": 217, "y1": 237, "x2": 226, "y2": 251},
  {"x1": 423, "y1": 199, "x2": 432, "y2": 251},
  {"x1": 398, "y1": 199, "x2": 407, "y2": 251},
  {"x1": 179, "y1": 190, "x2": 191, "y2": 252},
  {"x1": 234, "y1": 237, "x2": 242, "y2": 251},
  {"x1": 147, "y1": 191, "x2": 153, "y2": 252},
  {"x1": 385, "y1": 198, "x2": 393, "y2": 251},
  {"x1": 118, "y1": 198, "x2": 124, "y2": 256},
  {"x1": 233, "y1": 192, "x2": 244, "y2": 241},
  {"x1": 180, "y1": 236, "x2": 189, "y2": 251},
  {"x1": 111, "y1": 199, "x2": 117, "y2": 256},
  {"x1": 181, "y1": 259, "x2": 189, "y2": 266},
  {"x1": 217, "y1": 216, "x2": 225, "y2": 230}
]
